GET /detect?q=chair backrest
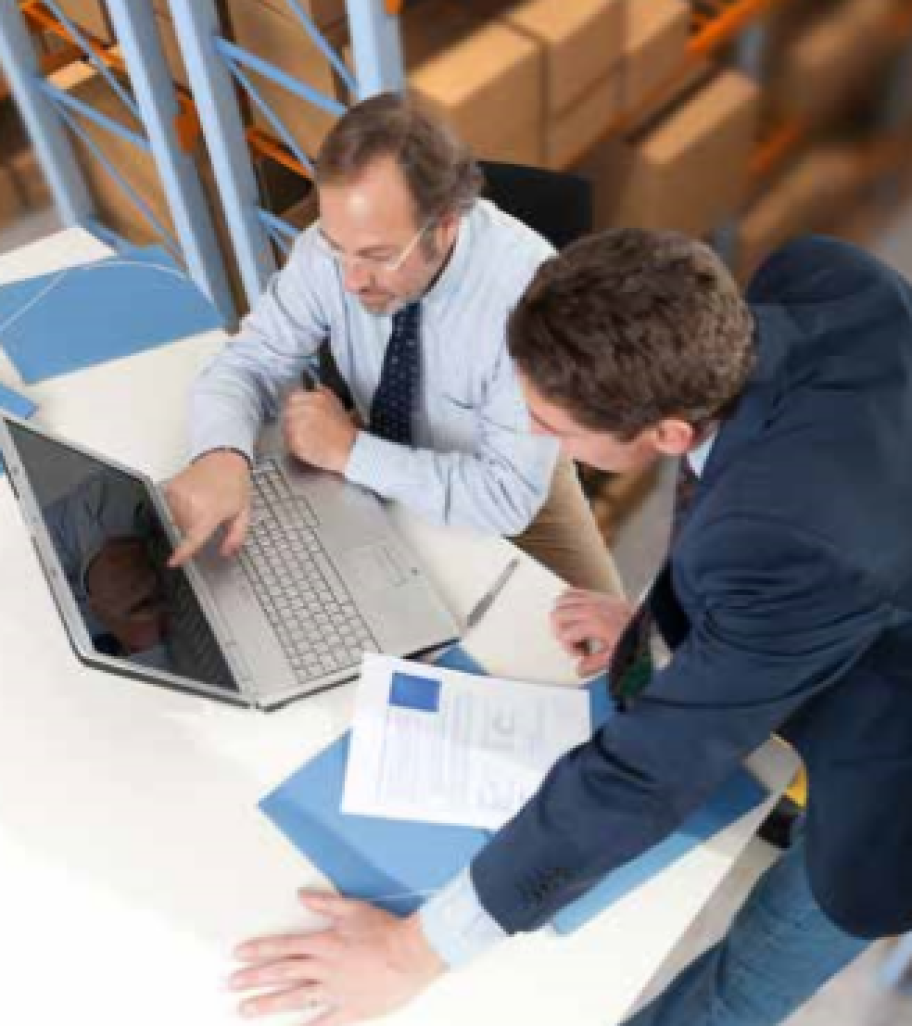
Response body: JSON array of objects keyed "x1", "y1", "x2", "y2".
[{"x1": 479, "y1": 160, "x2": 593, "y2": 250}]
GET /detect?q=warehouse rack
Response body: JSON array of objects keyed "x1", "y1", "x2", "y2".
[
  {"x1": 165, "y1": 0, "x2": 403, "y2": 307},
  {"x1": 6, "y1": 0, "x2": 912, "y2": 309},
  {"x1": 0, "y1": 0, "x2": 235, "y2": 321}
]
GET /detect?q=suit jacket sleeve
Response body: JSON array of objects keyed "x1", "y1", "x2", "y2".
[{"x1": 469, "y1": 512, "x2": 890, "y2": 933}]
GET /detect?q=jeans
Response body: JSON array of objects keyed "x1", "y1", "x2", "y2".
[{"x1": 621, "y1": 835, "x2": 870, "y2": 1026}]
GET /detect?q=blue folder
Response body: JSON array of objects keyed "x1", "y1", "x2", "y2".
[
  {"x1": 261, "y1": 647, "x2": 767, "y2": 933},
  {"x1": 0, "y1": 245, "x2": 223, "y2": 384},
  {"x1": 0, "y1": 383, "x2": 37, "y2": 420},
  {"x1": 0, "y1": 384, "x2": 38, "y2": 478}
]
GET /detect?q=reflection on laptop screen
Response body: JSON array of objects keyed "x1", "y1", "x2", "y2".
[{"x1": 6, "y1": 421, "x2": 239, "y2": 693}]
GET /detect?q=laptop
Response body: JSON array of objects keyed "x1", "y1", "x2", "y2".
[{"x1": 0, "y1": 414, "x2": 460, "y2": 710}]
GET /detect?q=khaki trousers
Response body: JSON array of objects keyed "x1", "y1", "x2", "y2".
[{"x1": 511, "y1": 457, "x2": 624, "y2": 596}]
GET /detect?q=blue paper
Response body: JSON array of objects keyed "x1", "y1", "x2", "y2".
[
  {"x1": 0, "y1": 245, "x2": 223, "y2": 384},
  {"x1": 0, "y1": 383, "x2": 37, "y2": 420},
  {"x1": 260, "y1": 647, "x2": 767, "y2": 931}
]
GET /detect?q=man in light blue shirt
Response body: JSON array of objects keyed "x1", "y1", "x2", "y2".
[{"x1": 165, "y1": 93, "x2": 619, "y2": 596}]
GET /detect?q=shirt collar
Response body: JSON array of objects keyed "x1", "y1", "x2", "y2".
[
  {"x1": 420, "y1": 205, "x2": 473, "y2": 305},
  {"x1": 687, "y1": 430, "x2": 717, "y2": 478}
]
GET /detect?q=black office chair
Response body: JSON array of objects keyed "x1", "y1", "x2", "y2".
[{"x1": 479, "y1": 160, "x2": 594, "y2": 250}]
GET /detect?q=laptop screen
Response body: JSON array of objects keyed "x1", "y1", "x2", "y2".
[{"x1": 5, "y1": 420, "x2": 239, "y2": 693}]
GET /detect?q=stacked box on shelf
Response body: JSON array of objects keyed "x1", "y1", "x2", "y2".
[
  {"x1": 50, "y1": 0, "x2": 115, "y2": 43},
  {"x1": 400, "y1": 0, "x2": 543, "y2": 165},
  {"x1": 474, "y1": 0, "x2": 689, "y2": 169},
  {"x1": 736, "y1": 148, "x2": 860, "y2": 280},
  {"x1": 0, "y1": 102, "x2": 52, "y2": 227},
  {"x1": 575, "y1": 70, "x2": 760, "y2": 238},
  {"x1": 280, "y1": 188, "x2": 319, "y2": 234},
  {"x1": 212, "y1": 0, "x2": 349, "y2": 161},
  {"x1": 773, "y1": 0, "x2": 900, "y2": 127},
  {"x1": 49, "y1": 59, "x2": 175, "y2": 246},
  {"x1": 44, "y1": 0, "x2": 189, "y2": 91},
  {"x1": 0, "y1": 162, "x2": 20, "y2": 229},
  {"x1": 54, "y1": 1, "x2": 349, "y2": 159}
]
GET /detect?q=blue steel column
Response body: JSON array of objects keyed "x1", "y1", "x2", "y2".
[
  {"x1": 166, "y1": 0, "x2": 276, "y2": 306},
  {"x1": 106, "y1": 0, "x2": 235, "y2": 323},
  {"x1": 0, "y1": 0, "x2": 93, "y2": 226},
  {"x1": 346, "y1": 0, "x2": 404, "y2": 99}
]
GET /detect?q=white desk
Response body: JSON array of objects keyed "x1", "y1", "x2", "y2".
[{"x1": 0, "y1": 229, "x2": 796, "y2": 1026}]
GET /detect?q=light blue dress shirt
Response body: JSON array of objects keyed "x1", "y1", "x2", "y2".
[
  {"x1": 419, "y1": 438, "x2": 719, "y2": 968},
  {"x1": 190, "y1": 199, "x2": 558, "y2": 535}
]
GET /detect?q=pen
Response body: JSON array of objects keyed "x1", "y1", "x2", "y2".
[{"x1": 465, "y1": 556, "x2": 521, "y2": 630}]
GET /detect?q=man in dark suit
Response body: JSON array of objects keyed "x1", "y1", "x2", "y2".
[{"x1": 227, "y1": 233, "x2": 912, "y2": 1026}]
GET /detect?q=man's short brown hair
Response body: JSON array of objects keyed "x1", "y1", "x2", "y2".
[
  {"x1": 508, "y1": 230, "x2": 756, "y2": 440},
  {"x1": 315, "y1": 92, "x2": 483, "y2": 222}
]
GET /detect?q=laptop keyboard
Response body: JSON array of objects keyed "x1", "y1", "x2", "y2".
[{"x1": 238, "y1": 461, "x2": 378, "y2": 683}]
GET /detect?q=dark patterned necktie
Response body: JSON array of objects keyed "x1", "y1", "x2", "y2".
[
  {"x1": 608, "y1": 457, "x2": 700, "y2": 711},
  {"x1": 369, "y1": 302, "x2": 421, "y2": 446}
]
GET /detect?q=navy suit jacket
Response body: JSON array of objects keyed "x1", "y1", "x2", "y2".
[{"x1": 471, "y1": 236, "x2": 912, "y2": 939}]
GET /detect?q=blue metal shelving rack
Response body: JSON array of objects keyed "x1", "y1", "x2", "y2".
[
  {"x1": 0, "y1": 0, "x2": 236, "y2": 322},
  {"x1": 164, "y1": 0, "x2": 404, "y2": 308}
]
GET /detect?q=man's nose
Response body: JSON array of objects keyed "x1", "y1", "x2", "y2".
[{"x1": 343, "y1": 259, "x2": 372, "y2": 293}]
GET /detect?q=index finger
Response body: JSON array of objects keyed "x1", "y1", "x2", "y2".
[{"x1": 167, "y1": 520, "x2": 216, "y2": 567}]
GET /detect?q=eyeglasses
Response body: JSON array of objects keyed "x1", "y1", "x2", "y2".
[{"x1": 314, "y1": 219, "x2": 435, "y2": 275}]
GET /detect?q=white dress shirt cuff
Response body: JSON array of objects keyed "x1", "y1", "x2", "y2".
[
  {"x1": 345, "y1": 430, "x2": 408, "y2": 496},
  {"x1": 189, "y1": 421, "x2": 258, "y2": 466},
  {"x1": 418, "y1": 869, "x2": 507, "y2": 969}
]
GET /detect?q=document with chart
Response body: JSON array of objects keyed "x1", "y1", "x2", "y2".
[{"x1": 342, "y1": 653, "x2": 591, "y2": 829}]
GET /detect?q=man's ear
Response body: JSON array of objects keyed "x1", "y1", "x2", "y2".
[
  {"x1": 437, "y1": 209, "x2": 460, "y2": 245},
  {"x1": 651, "y1": 418, "x2": 696, "y2": 456}
]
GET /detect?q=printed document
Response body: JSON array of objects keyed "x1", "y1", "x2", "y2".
[{"x1": 342, "y1": 654, "x2": 591, "y2": 829}]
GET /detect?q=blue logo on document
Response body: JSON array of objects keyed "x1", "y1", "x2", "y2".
[{"x1": 389, "y1": 673, "x2": 441, "y2": 713}]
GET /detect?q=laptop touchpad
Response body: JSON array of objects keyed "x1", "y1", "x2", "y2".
[{"x1": 341, "y1": 544, "x2": 408, "y2": 590}]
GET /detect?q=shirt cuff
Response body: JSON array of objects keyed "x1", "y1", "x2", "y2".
[
  {"x1": 189, "y1": 424, "x2": 257, "y2": 466},
  {"x1": 344, "y1": 430, "x2": 409, "y2": 497},
  {"x1": 418, "y1": 869, "x2": 507, "y2": 969}
]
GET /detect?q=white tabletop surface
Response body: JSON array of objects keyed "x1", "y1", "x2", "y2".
[{"x1": 0, "y1": 229, "x2": 796, "y2": 1026}]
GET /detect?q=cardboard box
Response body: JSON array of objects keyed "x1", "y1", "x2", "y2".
[
  {"x1": 49, "y1": 62, "x2": 172, "y2": 246},
  {"x1": 153, "y1": 7, "x2": 190, "y2": 91},
  {"x1": 149, "y1": 0, "x2": 346, "y2": 31},
  {"x1": 280, "y1": 189, "x2": 319, "y2": 233},
  {"x1": 777, "y1": 0, "x2": 896, "y2": 124},
  {"x1": 544, "y1": 0, "x2": 689, "y2": 169},
  {"x1": 617, "y1": 0, "x2": 691, "y2": 122},
  {"x1": 0, "y1": 163, "x2": 20, "y2": 228},
  {"x1": 7, "y1": 148, "x2": 51, "y2": 211},
  {"x1": 736, "y1": 149, "x2": 858, "y2": 280},
  {"x1": 51, "y1": 0, "x2": 114, "y2": 43},
  {"x1": 575, "y1": 71, "x2": 760, "y2": 238},
  {"x1": 402, "y1": 0, "x2": 543, "y2": 165},
  {"x1": 224, "y1": 0, "x2": 347, "y2": 31},
  {"x1": 219, "y1": 0, "x2": 348, "y2": 161},
  {"x1": 472, "y1": 0, "x2": 630, "y2": 115}
]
